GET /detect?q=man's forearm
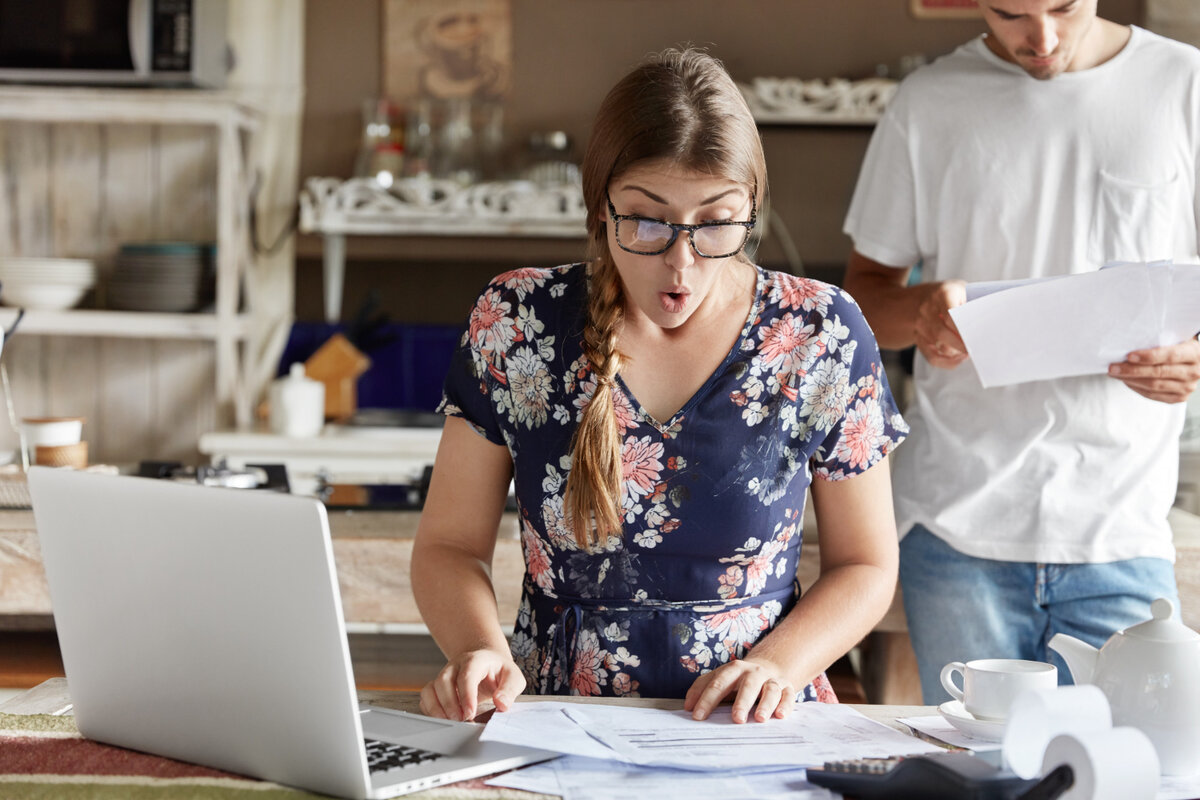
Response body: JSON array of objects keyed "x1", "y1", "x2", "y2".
[{"x1": 842, "y1": 261, "x2": 927, "y2": 350}]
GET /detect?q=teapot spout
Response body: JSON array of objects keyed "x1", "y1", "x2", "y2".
[{"x1": 1048, "y1": 633, "x2": 1099, "y2": 684}]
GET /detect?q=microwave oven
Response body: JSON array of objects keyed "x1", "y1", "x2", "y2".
[{"x1": 0, "y1": 0, "x2": 228, "y2": 88}]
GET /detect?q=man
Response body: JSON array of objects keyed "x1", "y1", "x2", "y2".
[{"x1": 842, "y1": 0, "x2": 1200, "y2": 703}]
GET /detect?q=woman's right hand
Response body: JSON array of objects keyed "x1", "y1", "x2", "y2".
[{"x1": 419, "y1": 648, "x2": 527, "y2": 722}]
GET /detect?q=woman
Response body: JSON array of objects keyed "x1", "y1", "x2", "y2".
[{"x1": 412, "y1": 48, "x2": 906, "y2": 725}]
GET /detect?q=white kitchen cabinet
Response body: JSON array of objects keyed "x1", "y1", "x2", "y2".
[{"x1": 0, "y1": 85, "x2": 261, "y2": 431}]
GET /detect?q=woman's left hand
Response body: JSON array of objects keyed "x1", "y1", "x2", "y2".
[{"x1": 682, "y1": 657, "x2": 797, "y2": 724}]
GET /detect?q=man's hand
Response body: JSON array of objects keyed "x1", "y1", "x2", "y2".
[
  {"x1": 914, "y1": 280, "x2": 969, "y2": 369},
  {"x1": 1108, "y1": 338, "x2": 1200, "y2": 403}
]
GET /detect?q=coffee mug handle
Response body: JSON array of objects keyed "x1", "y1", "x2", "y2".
[{"x1": 940, "y1": 661, "x2": 966, "y2": 702}]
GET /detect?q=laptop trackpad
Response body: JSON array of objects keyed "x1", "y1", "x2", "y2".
[{"x1": 361, "y1": 706, "x2": 478, "y2": 753}]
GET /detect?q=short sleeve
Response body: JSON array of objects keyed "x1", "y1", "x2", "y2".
[
  {"x1": 807, "y1": 290, "x2": 909, "y2": 480},
  {"x1": 842, "y1": 101, "x2": 921, "y2": 269},
  {"x1": 437, "y1": 283, "x2": 511, "y2": 446}
]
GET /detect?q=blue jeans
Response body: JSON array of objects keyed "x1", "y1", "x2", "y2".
[{"x1": 899, "y1": 524, "x2": 1179, "y2": 705}]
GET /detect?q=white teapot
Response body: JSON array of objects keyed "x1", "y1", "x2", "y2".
[{"x1": 1048, "y1": 598, "x2": 1200, "y2": 776}]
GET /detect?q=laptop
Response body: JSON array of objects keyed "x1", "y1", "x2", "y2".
[{"x1": 27, "y1": 467, "x2": 555, "y2": 800}]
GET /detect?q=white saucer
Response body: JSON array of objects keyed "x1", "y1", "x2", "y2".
[{"x1": 938, "y1": 700, "x2": 1007, "y2": 742}]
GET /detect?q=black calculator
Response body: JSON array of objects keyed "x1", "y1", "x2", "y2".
[{"x1": 806, "y1": 751, "x2": 1038, "y2": 800}]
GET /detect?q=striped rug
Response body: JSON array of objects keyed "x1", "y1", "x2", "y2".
[{"x1": 0, "y1": 712, "x2": 544, "y2": 799}]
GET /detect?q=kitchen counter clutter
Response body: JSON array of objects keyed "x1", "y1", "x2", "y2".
[{"x1": 198, "y1": 425, "x2": 444, "y2": 498}]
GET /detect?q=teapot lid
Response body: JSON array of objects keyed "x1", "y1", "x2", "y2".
[{"x1": 1123, "y1": 598, "x2": 1200, "y2": 644}]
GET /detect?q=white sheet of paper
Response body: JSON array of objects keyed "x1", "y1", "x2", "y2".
[
  {"x1": 898, "y1": 715, "x2": 1003, "y2": 752},
  {"x1": 479, "y1": 702, "x2": 621, "y2": 760},
  {"x1": 487, "y1": 756, "x2": 832, "y2": 800},
  {"x1": 560, "y1": 702, "x2": 943, "y2": 769},
  {"x1": 947, "y1": 262, "x2": 1200, "y2": 388},
  {"x1": 1159, "y1": 774, "x2": 1200, "y2": 800}
]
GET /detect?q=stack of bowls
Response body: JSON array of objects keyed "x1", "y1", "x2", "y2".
[
  {"x1": 108, "y1": 242, "x2": 215, "y2": 313},
  {"x1": 0, "y1": 257, "x2": 97, "y2": 311}
]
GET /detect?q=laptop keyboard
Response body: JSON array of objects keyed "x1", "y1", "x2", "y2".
[{"x1": 364, "y1": 738, "x2": 445, "y2": 773}]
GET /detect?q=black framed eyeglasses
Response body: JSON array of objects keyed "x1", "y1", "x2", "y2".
[{"x1": 607, "y1": 194, "x2": 757, "y2": 258}]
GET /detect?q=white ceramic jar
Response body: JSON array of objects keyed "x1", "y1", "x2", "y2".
[{"x1": 268, "y1": 363, "x2": 325, "y2": 438}]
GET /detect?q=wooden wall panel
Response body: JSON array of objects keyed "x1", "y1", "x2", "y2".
[
  {"x1": 156, "y1": 125, "x2": 218, "y2": 242},
  {"x1": 10, "y1": 124, "x2": 52, "y2": 257},
  {"x1": 150, "y1": 340, "x2": 216, "y2": 462},
  {"x1": 0, "y1": 124, "x2": 11, "y2": 255},
  {"x1": 50, "y1": 126, "x2": 104, "y2": 261},
  {"x1": 0, "y1": 119, "x2": 221, "y2": 466}
]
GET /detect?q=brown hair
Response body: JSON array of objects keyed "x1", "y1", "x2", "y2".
[{"x1": 564, "y1": 47, "x2": 768, "y2": 548}]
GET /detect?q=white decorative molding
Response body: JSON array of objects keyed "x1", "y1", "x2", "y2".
[
  {"x1": 739, "y1": 77, "x2": 899, "y2": 125},
  {"x1": 300, "y1": 176, "x2": 588, "y2": 238}
]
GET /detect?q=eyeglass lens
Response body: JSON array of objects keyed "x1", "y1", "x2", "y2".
[{"x1": 617, "y1": 218, "x2": 749, "y2": 257}]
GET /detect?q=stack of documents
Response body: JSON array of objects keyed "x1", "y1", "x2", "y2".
[
  {"x1": 947, "y1": 261, "x2": 1200, "y2": 388},
  {"x1": 479, "y1": 702, "x2": 944, "y2": 799}
]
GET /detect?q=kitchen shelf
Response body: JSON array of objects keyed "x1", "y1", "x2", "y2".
[
  {"x1": 0, "y1": 85, "x2": 256, "y2": 127},
  {"x1": 0, "y1": 85, "x2": 261, "y2": 426},
  {"x1": 300, "y1": 176, "x2": 587, "y2": 321},
  {"x1": 0, "y1": 308, "x2": 253, "y2": 340},
  {"x1": 738, "y1": 77, "x2": 898, "y2": 126}
]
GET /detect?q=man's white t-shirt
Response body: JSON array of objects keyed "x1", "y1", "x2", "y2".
[{"x1": 844, "y1": 27, "x2": 1200, "y2": 564}]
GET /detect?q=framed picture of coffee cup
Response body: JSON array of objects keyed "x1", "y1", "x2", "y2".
[
  {"x1": 911, "y1": 0, "x2": 981, "y2": 18},
  {"x1": 383, "y1": 0, "x2": 512, "y2": 101}
]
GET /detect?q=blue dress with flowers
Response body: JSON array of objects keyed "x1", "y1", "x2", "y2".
[{"x1": 439, "y1": 262, "x2": 907, "y2": 701}]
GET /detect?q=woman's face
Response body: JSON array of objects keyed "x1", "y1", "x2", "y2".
[{"x1": 603, "y1": 161, "x2": 754, "y2": 330}]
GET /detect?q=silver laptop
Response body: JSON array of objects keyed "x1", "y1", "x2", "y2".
[{"x1": 28, "y1": 467, "x2": 554, "y2": 800}]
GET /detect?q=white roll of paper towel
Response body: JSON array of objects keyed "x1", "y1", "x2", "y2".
[
  {"x1": 1003, "y1": 685, "x2": 1160, "y2": 800},
  {"x1": 1003, "y1": 685, "x2": 1111, "y2": 778},
  {"x1": 1040, "y1": 728, "x2": 1160, "y2": 800}
]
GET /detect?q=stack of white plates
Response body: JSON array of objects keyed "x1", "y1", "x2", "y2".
[
  {"x1": 109, "y1": 243, "x2": 215, "y2": 313},
  {"x1": 0, "y1": 257, "x2": 97, "y2": 311}
]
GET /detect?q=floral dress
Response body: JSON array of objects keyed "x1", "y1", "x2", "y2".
[{"x1": 439, "y1": 263, "x2": 908, "y2": 701}]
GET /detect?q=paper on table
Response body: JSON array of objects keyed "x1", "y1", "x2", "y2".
[
  {"x1": 482, "y1": 701, "x2": 942, "y2": 770},
  {"x1": 898, "y1": 715, "x2": 1002, "y2": 752},
  {"x1": 947, "y1": 261, "x2": 1200, "y2": 388},
  {"x1": 487, "y1": 755, "x2": 830, "y2": 800},
  {"x1": 1159, "y1": 773, "x2": 1200, "y2": 800},
  {"x1": 478, "y1": 702, "x2": 620, "y2": 760},
  {"x1": 560, "y1": 702, "x2": 943, "y2": 769}
]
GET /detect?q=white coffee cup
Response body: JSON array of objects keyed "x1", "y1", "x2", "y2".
[
  {"x1": 940, "y1": 658, "x2": 1058, "y2": 721},
  {"x1": 22, "y1": 416, "x2": 84, "y2": 448}
]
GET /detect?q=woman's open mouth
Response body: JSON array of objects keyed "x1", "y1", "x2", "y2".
[{"x1": 660, "y1": 288, "x2": 690, "y2": 313}]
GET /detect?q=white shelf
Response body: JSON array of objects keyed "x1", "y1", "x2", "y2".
[
  {"x1": 0, "y1": 85, "x2": 256, "y2": 128},
  {"x1": 738, "y1": 77, "x2": 898, "y2": 126},
  {"x1": 0, "y1": 307, "x2": 253, "y2": 340},
  {"x1": 308, "y1": 215, "x2": 586, "y2": 238},
  {"x1": 0, "y1": 85, "x2": 260, "y2": 426},
  {"x1": 300, "y1": 176, "x2": 587, "y2": 321}
]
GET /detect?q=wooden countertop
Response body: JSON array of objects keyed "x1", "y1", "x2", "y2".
[{"x1": 4, "y1": 505, "x2": 1199, "y2": 634}]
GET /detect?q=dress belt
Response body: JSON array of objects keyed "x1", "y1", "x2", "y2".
[{"x1": 533, "y1": 579, "x2": 799, "y2": 691}]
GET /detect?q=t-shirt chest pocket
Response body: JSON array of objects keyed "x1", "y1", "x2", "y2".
[{"x1": 1088, "y1": 168, "x2": 1182, "y2": 265}]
